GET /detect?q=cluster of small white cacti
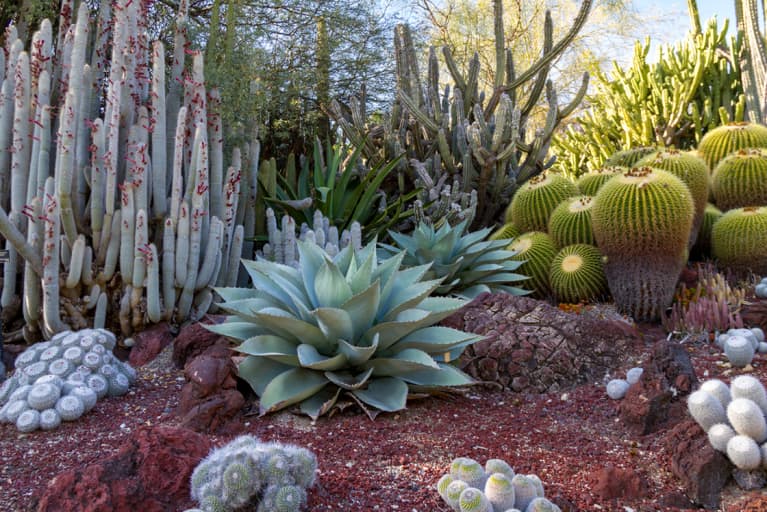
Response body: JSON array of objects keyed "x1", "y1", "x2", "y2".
[
  {"x1": 714, "y1": 327, "x2": 767, "y2": 367},
  {"x1": 606, "y1": 367, "x2": 644, "y2": 400},
  {"x1": 436, "y1": 457, "x2": 561, "y2": 512},
  {"x1": 0, "y1": 328, "x2": 135, "y2": 432},
  {"x1": 688, "y1": 375, "x2": 767, "y2": 475},
  {"x1": 258, "y1": 208, "x2": 362, "y2": 267},
  {"x1": 756, "y1": 277, "x2": 767, "y2": 298},
  {"x1": 184, "y1": 434, "x2": 317, "y2": 512}
]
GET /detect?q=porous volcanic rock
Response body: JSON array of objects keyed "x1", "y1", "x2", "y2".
[
  {"x1": 664, "y1": 418, "x2": 732, "y2": 509},
  {"x1": 128, "y1": 322, "x2": 175, "y2": 367},
  {"x1": 172, "y1": 314, "x2": 226, "y2": 368},
  {"x1": 741, "y1": 298, "x2": 767, "y2": 334},
  {"x1": 36, "y1": 426, "x2": 211, "y2": 512},
  {"x1": 443, "y1": 294, "x2": 642, "y2": 393},
  {"x1": 591, "y1": 464, "x2": 647, "y2": 501}
]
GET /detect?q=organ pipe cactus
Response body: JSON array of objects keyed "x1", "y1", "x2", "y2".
[
  {"x1": 329, "y1": 0, "x2": 592, "y2": 229},
  {"x1": 208, "y1": 240, "x2": 482, "y2": 419},
  {"x1": 0, "y1": 1, "x2": 254, "y2": 340}
]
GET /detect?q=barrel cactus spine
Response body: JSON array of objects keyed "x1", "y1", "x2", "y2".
[
  {"x1": 711, "y1": 148, "x2": 767, "y2": 210},
  {"x1": 711, "y1": 206, "x2": 767, "y2": 276},
  {"x1": 507, "y1": 231, "x2": 557, "y2": 298},
  {"x1": 548, "y1": 244, "x2": 607, "y2": 304},
  {"x1": 697, "y1": 122, "x2": 767, "y2": 171},
  {"x1": 690, "y1": 203, "x2": 722, "y2": 258},
  {"x1": 506, "y1": 173, "x2": 579, "y2": 232},
  {"x1": 547, "y1": 195, "x2": 596, "y2": 247},
  {"x1": 592, "y1": 166, "x2": 694, "y2": 321},
  {"x1": 603, "y1": 146, "x2": 657, "y2": 167},
  {"x1": 574, "y1": 166, "x2": 623, "y2": 196}
]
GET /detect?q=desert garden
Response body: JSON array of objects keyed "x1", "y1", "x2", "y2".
[{"x1": 1, "y1": 0, "x2": 767, "y2": 510}]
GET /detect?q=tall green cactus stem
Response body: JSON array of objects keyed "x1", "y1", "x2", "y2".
[
  {"x1": 711, "y1": 206, "x2": 767, "y2": 275},
  {"x1": 151, "y1": 41, "x2": 167, "y2": 220},
  {"x1": 592, "y1": 167, "x2": 694, "y2": 321},
  {"x1": 711, "y1": 148, "x2": 767, "y2": 209},
  {"x1": 736, "y1": 0, "x2": 767, "y2": 123},
  {"x1": 41, "y1": 178, "x2": 68, "y2": 337},
  {"x1": 330, "y1": 1, "x2": 592, "y2": 229},
  {"x1": 506, "y1": 173, "x2": 579, "y2": 232},
  {"x1": 636, "y1": 148, "x2": 710, "y2": 248}
]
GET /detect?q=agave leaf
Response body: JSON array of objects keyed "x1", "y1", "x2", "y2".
[
  {"x1": 378, "y1": 263, "x2": 433, "y2": 319},
  {"x1": 252, "y1": 309, "x2": 333, "y2": 352},
  {"x1": 474, "y1": 249, "x2": 520, "y2": 264},
  {"x1": 371, "y1": 250, "x2": 405, "y2": 290},
  {"x1": 314, "y1": 307, "x2": 354, "y2": 345},
  {"x1": 473, "y1": 271, "x2": 529, "y2": 283},
  {"x1": 415, "y1": 296, "x2": 468, "y2": 324},
  {"x1": 458, "y1": 226, "x2": 492, "y2": 247},
  {"x1": 238, "y1": 356, "x2": 293, "y2": 396},
  {"x1": 299, "y1": 386, "x2": 341, "y2": 420},
  {"x1": 387, "y1": 231, "x2": 419, "y2": 254},
  {"x1": 265, "y1": 271, "x2": 314, "y2": 320},
  {"x1": 340, "y1": 281, "x2": 381, "y2": 341},
  {"x1": 240, "y1": 261, "x2": 298, "y2": 312},
  {"x1": 381, "y1": 278, "x2": 444, "y2": 321},
  {"x1": 314, "y1": 261, "x2": 354, "y2": 308},
  {"x1": 398, "y1": 363, "x2": 475, "y2": 386},
  {"x1": 338, "y1": 336, "x2": 379, "y2": 365},
  {"x1": 213, "y1": 287, "x2": 259, "y2": 302},
  {"x1": 387, "y1": 326, "x2": 482, "y2": 354},
  {"x1": 347, "y1": 248, "x2": 375, "y2": 295},
  {"x1": 453, "y1": 284, "x2": 492, "y2": 299},
  {"x1": 332, "y1": 243, "x2": 355, "y2": 273},
  {"x1": 259, "y1": 368, "x2": 329, "y2": 415},
  {"x1": 324, "y1": 367, "x2": 375, "y2": 390},
  {"x1": 350, "y1": 377, "x2": 408, "y2": 412},
  {"x1": 297, "y1": 344, "x2": 349, "y2": 371},
  {"x1": 216, "y1": 297, "x2": 275, "y2": 322},
  {"x1": 364, "y1": 348, "x2": 440, "y2": 376},
  {"x1": 365, "y1": 308, "x2": 440, "y2": 350},
  {"x1": 296, "y1": 240, "x2": 327, "y2": 308},
  {"x1": 205, "y1": 321, "x2": 269, "y2": 342},
  {"x1": 236, "y1": 335, "x2": 299, "y2": 365}
]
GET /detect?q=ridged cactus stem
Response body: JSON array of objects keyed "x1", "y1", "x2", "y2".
[
  {"x1": 175, "y1": 201, "x2": 190, "y2": 287},
  {"x1": 162, "y1": 218, "x2": 176, "y2": 320},
  {"x1": 64, "y1": 234, "x2": 86, "y2": 288},
  {"x1": 22, "y1": 197, "x2": 42, "y2": 326},
  {"x1": 27, "y1": 70, "x2": 51, "y2": 205},
  {"x1": 151, "y1": 41, "x2": 168, "y2": 219},
  {"x1": 93, "y1": 291, "x2": 108, "y2": 329},
  {"x1": 167, "y1": 5, "x2": 187, "y2": 169},
  {"x1": 41, "y1": 177, "x2": 69, "y2": 337},
  {"x1": 223, "y1": 224, "x2": 244, "y2": 287},
  {"x1": 119, "y1": 285, "x2": 132, "y2": 336},
  {"x1": 119, "y1": 182, "x2": 135, "y2": 284},
  {"x1": 132, "y1": 209, "x2": 148, "y2": 290},
  {"x1": 90, "y1": 118, "x2": 106, "y2": 253},
  {"x1": 1, "y1": 211, "x2": 20, "y2": 307},
  {"x1": 170, "y1": 106, "x2": 187, "y2": 226},
  {"x1": 0, "y1": 206, "x2": 43, "y2": 276},
  {"x1": 11, "y1": 50, "x2": 31, "y2": 220},
  {"x1": 0, "y1": 40, "x2": 22, "y2": 211},
  {"x1": 208, "y1": 89, "x2": 224, "y2": 222},
  {"x1": 196, "y1": 216, "x2": 223, "y2": 289},
  {"x1": 101, "y1": 213, "x2": 121, "y2": 281},
  {"x1": 56, "y1": 90, "x2": 78, "y2": 247},
  {"x1": 146, "y1": 243, "x2": 162, "y2": 323}
]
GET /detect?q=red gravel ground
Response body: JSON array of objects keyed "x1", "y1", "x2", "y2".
[{"x1": 1, "y1": 325, "x2": 767, "y2": 511}]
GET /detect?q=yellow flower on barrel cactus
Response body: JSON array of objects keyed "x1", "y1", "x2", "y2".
[
  {"x1": 637, "y1": 148, "x2": 709, "y2": 249},
  {"x1": 547, "y1": 195, "x2": 595, "y2": 248},
  {"x1": 711, "y1": 206, "x2": 767, "y2": 276},
  {"x1": 711, "y1": 148, "x2": 767, "y2": 210},
  {"x1": 507, "y1": 231, "x2": 557, "y2": 298},
  {"x1": 697, "y1": 122, "x2": 767, "y2": 171},
  {"x1": 592, "y1": 167, "x2": 694, "y2": 321},
  {"x1": 505, "y1": 173, "x2": 578, "y2": 232},
  {"x1": 549, "y1": 244, "x2": 608, "y2": 304},
  {"x1": 575, "y1": 166, "x2": 623, "y2": 196}
]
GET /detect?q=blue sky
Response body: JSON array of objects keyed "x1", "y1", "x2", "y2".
[{"x1": 635, "y1": 0, "x2": 736, "y2": 34}]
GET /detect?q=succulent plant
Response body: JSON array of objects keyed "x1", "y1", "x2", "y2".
[
  {"x1": 711, "y1": 148, "x2": 767, "y2": 210},
  {"x1": 575, "y1": 166, "x2": 623, "y2": 196},
  {"x1": 189, "y1": 436, "x2": 315, "y2": 512},
  {"x1": 728, "y1": 398, "x2": 767, "y2": 441},
  {"x1": 727, "y1": 435, "x2": 762, "y2": 470},
  {"x1": 505, "y1": 174, "x2": 579, "y2": 233},
  {"x1": 548, "y1": 244, "x2": 608, "y2": 304},
  {"x1": 209, "y1": 240, "x2": 481, "y2": 419},
  {"x1": 731, "y1": 375, "x2": 767, "y2": 413},
  {"x1": 606, "y1": 379, "x2": 630, "y2": 400},
  {"x1": 711, "y1": 206, "x2": 767, "y2": 276},
  {"x1": 378, "y1": 219, "x2": 529, "y2": 299},
  {"x1": 636, "y1": 148, "x2": 710, "y2": 248},
  {"x1": 691, "y1": 203, "x2": 723, "y2": 258},
  {"x1": 483, "y1": 473, "x2": 516, "y2": 511},
  {"x1": 708, "y1": 423, "x2": 736, "y2": 452},
  {"x1": 697, "y1": 122, "x2": 767, "y2": 171},
  {"x1": 547, "y1": 195, "x2": 596, "y2": 248},
  {"x1": 592, "y1": 166, "x2": 694, "y2": 321},
  {"x1": 688, "y1": 389, "x2": 728, "y2": 431},
  {"x1": 603, "y1": 146, "x2": 657, "y2": 167},
  {"x1": 488, "y1": 222, "x2": 520, "y2": 241},
  {"x1": 723, "y1": 335, "x2": 756, "y2": 368},
  {"x1": 506, "y1": 232, "x2": 557, "y2": 299}
]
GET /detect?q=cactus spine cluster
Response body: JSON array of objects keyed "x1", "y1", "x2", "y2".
[
  {"x1": 506, "y1": 174, "x2": 579, "y2": 233},
  {"x1": 546, "y1": 195, "x2": 595, "y2": 247},
  {"x1": 711, "y1": 206, "x2": 767, "y2": 276},
  {"x1": 711, "y1": 148, "x2": 767, "y2": 210},
  {"x1": 592, "y1": 167, "x2": 694, "y2": 321},
  {"x1": 697, "y1": 122, "x2": 767, "y2": 171},
  {"x1": 574, "y1": 166, "x2": 622, "y2": 196},
  {"x1": 187, "y1": 435, "x2": 316, "y2": 512},
  {"x1": 507, "y1": 231, "x2": 557, "y2": 298},
  {"x1": 548, "y1": 244, "x2": 608, "y2": 304},
  {"x1": 0, "y1": 1, "x2": 255, "y2": 340}
]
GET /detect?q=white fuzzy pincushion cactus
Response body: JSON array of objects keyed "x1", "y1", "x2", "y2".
[
  {"x1": 689, "y1": 376, "x2": 767, "y2": 477},
  {"x1": 0, "y1": 328, "x2": 134, "y2": 432},
  {"x1": 436, "y1": 457, "x2": 560, "y2": 512}
]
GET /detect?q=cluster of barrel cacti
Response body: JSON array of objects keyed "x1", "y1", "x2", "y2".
[
  {"x1": 688, "y1": 375, "x2": 767, "y2": 477},
  {"x1": 0, "y1": 328, "x2": 134, "y2": 431},
  {"x1": 184, "y1": 435, "x2": 316, "y2": 512},
  {"x1": 0, "y1": 0, "x2": 257, "y2": 341},
  {"x1": 436, "y1": 456, "x2": 561, "y2": 512},
  {"x1": 329, "y1": 0, "x2": 592, "y2": 229}
]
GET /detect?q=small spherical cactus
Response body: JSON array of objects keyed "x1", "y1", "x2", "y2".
[
  {"x1": 730, "y1": 375, "x2": 767, "y2": 414},
  {"x1": 511, "y1": 474, "x2": 539, "y2": 510},
  {"x1": 506, "y1": 173, "x2": 579, "y2": 232},
  {"x1": 711, "y1": 148, "x2": 767, "y2": 210},
  {"x1": 16, "y1": 409, "x2": 41, "y2": 433},
  {"x1": 688, "y1": 389, "x2": 728, "y2": 431},
  {"x1": 524, "y1": 497, "x2": 562, "y2": 512},
  {"x1": 86, "y1": 374, "x2": 109, "y2": 399},
  {"x1": 8, "y1": 384, "x2": 32, "y2": 404},
  {"x1": 727, "y1": 398, "x2": 767, "y2": 442},
  {"x1": 729, "y1": 328, "x2": 759, "y2": 350},
  {"x1": 56, "y1": 395, "x2": 85, "y2": 421},
  {"x1": 39, "y1": 346, "x2": 61, "y2": 363},
  {"x1": 604, "y1": 146, "x2": 657, "y2": 167},
  {"x1": 727, "y1": 434, "x2": 763, "y2": 470},
  {"x1": 548, "y1": 244, "x2": 608, "y2": 303},
  {"x1": 107, "y1": 373, "x2": 130, "y2": 397},
  {"x1": 69, "y1": 385, "x2": 98, "y2": 412},
  {"x1": 484, "y1": 472, "x2": 516, "y2": 511},
  {"x1": 82, "y1": 351, "x2": 103, "y2": 371},
  {"x1": 222, "y1": 462, "x2": 254, "y2": 507},
  {"x1": 260, "y1": 484, "x2": 307, "y2": 512},
  {"x1": 708, "y1": 423, "x2": 736, "y2": 452},
  {"x1": 711, "y1": 206, "x2": 767, "y2": 276},
  {"x1": 458, "y1": 487, "x2": 493, "y2": 512},
  {"x1": 700, "y1": 379, "x2": 732, "y2": 408},
  {"x1": 437, "y1": 474, "x2": 455, "y2": 502},
  {"x1": 24, "y1": 361, "x2": 48, "y2": 380},
  {"x1": 451, "y1": 457, "x2": 486, "y2": 489},
  {"x1": 547, "y1": 195, "x2": 596, "y2": 247},
  {"x1": 592, "y1": 166, "x2": 694, "y2": 321},
  {"x1": 47, "y1": 359, "x2": 73, "y2": 378},
  {"x1": 606, "y1": 379, "x2": 630, "y2": 399},
  {"x1": 489, "y1": 222, "x2": 520, "y2": 241},
  {"x1": 507, "y1": 231, "x2": 557, "y2": 298},
  {"x1": 62, "y1": 346, "x2": 84, "y2": 365},
  {"x1": 445, "y1": 479, "x2": 470, "y2": 511},
  {"x1": 14, "y1": 347, "x2": 41, "y2": 369},
  {"x1": 284, "y1": 445, "x2": 318, "y2": 488},
  {"x1": 484, "y1": 459, "x2": 515, "y2": 481},
  {"x1": 626, "y1": 367, "x2": 644, "y2": 385},
  {"x1": 4, "y1": 400, "x2": 30, "y2": 423},
  {"x1": 724, "y1": 335, "x2": 756, "y2": 367},
  {"x1": 39, "y1": 409, "x2": 62, "y2": 430},
  {"x1": 697, "y1": 122, "x2": 767, "y2": 171},
  {"x1": 27, "y1": 383, "x2": 62, "y2": 411},
  {"x1": 575, "y1": 166, "x2": 623, "y2": 196}
]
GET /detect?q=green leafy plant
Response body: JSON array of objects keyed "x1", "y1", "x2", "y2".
[
  {"x1": 208, "y1": 240, "x2": 481, "y2": 419},
  {"x1": 378, "y1": 219, "x2": 529, "y2": 299}
]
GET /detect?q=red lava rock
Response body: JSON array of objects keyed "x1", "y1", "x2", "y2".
[
  {"x1": 741, "y1": 299, "x2": 767, "y2": 334},
  {"x1": 128, "y1": 322, "x2": 175, "y2": 367},
  {"x1": 172, "y1": 314, "x2": 226, "y2": 367},
  {"x1": 664, "y1": 419, "x2": 732, "y2": 509},
  {"x1": 174, "y1": 337, "x2": 245, "y2": 433},
  {"x1": 444, "y1": 294, "x2": 642, "y2": 393},
  {"x1": 727, "y1": 492, "x2": 767, "y2": 511},
  {"x1": 591, "y1": 464, "x2": 647, "y2": 501},
  {"x1": 36, "y1": 425, "x2": 211, "y2": 512}
]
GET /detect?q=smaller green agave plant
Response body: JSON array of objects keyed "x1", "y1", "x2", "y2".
[
  {"x1": 377, "y1": 219, "x2": 530, "y2": 299},
  {"x1": 209, "y1": 240, "x2": 482, "y2": 419}
]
